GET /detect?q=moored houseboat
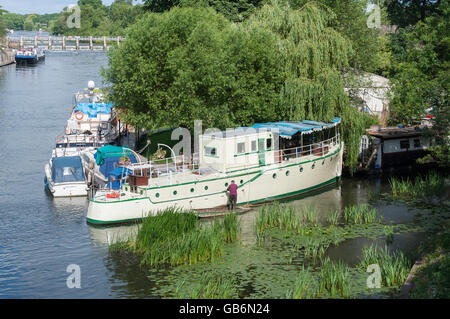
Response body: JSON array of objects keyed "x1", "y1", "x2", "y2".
[
  {"x1": 86, "y1": 118, "x2": 344, "y2": 225},
  {"x1": 366, "y1": 124, "x2": 433, "y2": 169}
]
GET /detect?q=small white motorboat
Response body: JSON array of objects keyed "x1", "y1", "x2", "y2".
[{"x1": 44, "y1": 155, "x2": 88, "y2": 197}]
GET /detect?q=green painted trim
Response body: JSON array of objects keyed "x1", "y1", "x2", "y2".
[
  {"x1": 233, "y1": 148, "x2": 273, "y2": 157},
  {"x1": 86, "y1": 176, "x2": 340, "y2": 225},
  {"x1": 241, "y1": 176, "x2": 338, "y2": 205},
  {"x1": 86, "y1": 216, "x2": 142, "y2": 225}
]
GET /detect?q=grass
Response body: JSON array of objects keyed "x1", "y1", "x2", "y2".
[
  {"x1": 110, "y1": 208, "x2": 240, "y2": 267},
  {"x1": 175, "y1": 272, "x2": 238, "y2": 299},
  {"x1": 358, "y1": 244, "x2": 413, "y2": 288},
  {"x1": 342, "y1": 204, "x2": 381, "y2": 225},
  {"x1": 410, "y1": 227, "x2": 450, "y2": 298},
  {"x1": 389, "y1": 171, "x2": 447, "y2": 201}
]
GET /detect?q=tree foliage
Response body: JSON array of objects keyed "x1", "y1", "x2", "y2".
[
  {"x1": 104, "y1": 1, "x2": 373, "y2": 169},
  {"x1": 144, "y1": 0, "x2": 266, "y2": 22},
  {"x1": 0, "y1": 6, "x2": 7, "y2": 37},
  {"x1": 387, "y1": 0, "x2": 449, "y2": 124},
  {"x1": 49, "y1": 0, "x2": 144, "y2": 36}
]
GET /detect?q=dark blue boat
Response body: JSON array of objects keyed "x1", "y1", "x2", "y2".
[{"x1": 15, "y1": 47, "x2": 45, "y2": 64}]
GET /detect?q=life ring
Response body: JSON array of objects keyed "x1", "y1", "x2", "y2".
[{"x1": 75, "y1": 111, "x2": 84, "y2": 120}]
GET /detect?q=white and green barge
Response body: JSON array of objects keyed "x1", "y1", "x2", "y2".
[{"x1": 87, "y1": 118, "x2": 344, "y2": 225}]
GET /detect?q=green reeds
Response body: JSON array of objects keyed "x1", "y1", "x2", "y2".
[
  {"x1": 114, "y1": 207, "x2": 239, "y2": 267},
  {"x1": 358, "y1": 244, "x2": 412, "y2": 287},
  {"x1": 286, "y1": 268, "x2": 316, "y2": 299},
  {"x1": 384, "y1": 225, "x2": 395, "y2": 244},
  {"x1": 255, "y1": 203, "x2": 319, "y2": 235},
  {"x1": 327, "y1": 210, "x2": 340, "y2": 226},
  {"x1": 176, "y1": 272, "x2": 238, "y2": 299},
  {"x1": 318, "y1": 257, "x2": 352, "y2": 298},
  {"x1": 389, "y1": 172, "x2": 446, "y2": 200},
  {"x1": 223, "y1": 213, "x2": 240, "y2": 243},
  {"x1": 343, "y1": 204, "x2": 381, "y2": 225}
]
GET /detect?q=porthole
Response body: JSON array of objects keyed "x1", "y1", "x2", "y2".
[
  {"x1": 286, "y1": 170, "x2": 290, "y2": 176},
  {"x1": 155, "y1": 192, "x2": 159, "y2": 197},
  {"x1": 190, "y1": 188, "x2": 195, "y2": 193},
  {"x1": 299, "y1": 166, "x2": 303, "y2": 173},
  {"x1": 173, "y1": 190, "x2": 177, "y2": 195},
  {"x1": 225, "y1": 182, "x2": 229, "y2": 187},
  {"x1": 322, "y1": 160, "x2": 325, "y2": 165},
  {"x1": 312, "y1": 163, "x2": 315, "y2": 169},
  {"x1": 124, "y1": 187, "x2": 128, "y2": 191},
  {"x1": 272, "y1": 173, "x2": 277, "y2": 179},
  {"x1": 240, "y1": 180, "x2": 244, "y2": 184},
  {"x1": 204, "y1": 186, "x2": 208, "y2": 190}
]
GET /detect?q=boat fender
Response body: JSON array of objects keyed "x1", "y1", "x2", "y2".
[{"x1": 75, "y1": 111, "x2": 84, "y2": 120}]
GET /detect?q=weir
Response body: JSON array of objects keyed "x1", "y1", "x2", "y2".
[{"x1": 5, "y1": 35, "x2": 124, "y2": 51}]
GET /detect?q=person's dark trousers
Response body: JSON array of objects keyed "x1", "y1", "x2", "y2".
[{"x1": 229, "y1": 194, "x2": 237, "y2": 210}]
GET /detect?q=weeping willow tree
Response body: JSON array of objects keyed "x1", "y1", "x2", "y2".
[
  {"x1": 244, "y1": 1, "x2": 373, "y2": 169},
  {"x1": 104, "y1": 0, "x2": 374, "y2": 170}
]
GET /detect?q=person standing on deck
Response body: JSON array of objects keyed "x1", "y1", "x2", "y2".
[{"x1": 227, "y1": 180, "x2": 238, "y2": 210}]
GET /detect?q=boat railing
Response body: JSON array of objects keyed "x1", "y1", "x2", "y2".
[
  {"x1": 127, "y1": 153, "x2": 200, "y2": 176},
  {"x1": 276, "y1": 134, "x2": 340, "y2": 163}
]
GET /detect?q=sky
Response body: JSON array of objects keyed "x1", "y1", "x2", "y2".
[{"x1": 0, "y1": 0, "x2": 142, "y2": 15}]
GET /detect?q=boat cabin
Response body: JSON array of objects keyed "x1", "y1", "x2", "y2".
[{"x1": 199, "y1": 118, "x2": 342, "y2": 173}]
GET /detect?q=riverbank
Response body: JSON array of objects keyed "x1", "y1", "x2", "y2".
[{"x1": 0, "y1": 47, "x2": 15, "y2": 67}]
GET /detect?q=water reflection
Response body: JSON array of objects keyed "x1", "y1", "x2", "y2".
[{"x1": 88, "y1": 224, "x2": 140, "y2": 246}]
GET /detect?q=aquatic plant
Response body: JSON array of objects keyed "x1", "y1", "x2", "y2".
[
  {"x1": 358, "y1": 244, "x2": 412, "y2": 287},
  {"x1": 176, "y1": 272, "x2": 238, "y2": 299},
  {"x1": 343, "y1": 204, "x2": 381, "y2": 225},
  {"x1": 113, "y1": 208, "x2": 240, "y2": 267},
  {"x1": 318, "y1": 257, "x2": 352, "y2": 298},
  {"x1": 286, "y1": 268, "x2": 316, "y2": 299},
  {"x1": 255, "y1": 203, "x2": 319, "y2": 236},
  {"x1": 389, "y1": 172, "x2": 447, "y2": 201},
  {"x1": 384, "y1": 225, "x2": 395, "y2": 244},
  {"x1": 327, "y1": 210, "x2": 340, "y2": 226},
  {"x1": 223, "y1": 213, "x2": 240, "y2": 243}
]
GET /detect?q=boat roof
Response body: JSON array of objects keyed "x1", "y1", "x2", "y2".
[
  {"x1": 202, "y1": 118, "x2": 341, "y2": 139},
  {"x1": 367, "y1": 125, "x2": 429, "y2": 140},
  {"x1": 73, "y1": 103, "x2": 113, "y2": 118},
  {"x1": 94, "y1": 145, "x2": 136, "y2": 166},
  {"x1": 51, "y1": 156, "x2": 83, "y2": 167}
]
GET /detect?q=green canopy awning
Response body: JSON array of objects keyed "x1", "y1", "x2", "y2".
[{"x1": 95, "y1": 145, "x2": 135, "y2": 166}]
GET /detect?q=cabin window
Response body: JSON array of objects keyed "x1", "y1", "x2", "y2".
[
  {"x1": 400, "y1": 140, "x2": 410, "y2": 149},
  {"x1": 251, "y1": 140, "x2": 257, "y2": 152},
  {"x1": 237, "y1": 142, "x2": 246, "y2": 154},
  {"x1": 266, "y1": 138, "x2": 272, "y2": 149},
  {"x1": 205, "y1": 146, "x2": 217, "y2": 157},
  {"x1": 414, "y1": 139, "x2": 420, "y2": 148}
]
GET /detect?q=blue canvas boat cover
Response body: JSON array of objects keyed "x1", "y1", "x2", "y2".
[
  {"x1": 251, "y1": 117, "x2": 341, "y2": 138},
  {"x1": 73, "y1": 103, "x2": 113, "y2": 118},
  {"x1": 107, "y1": 167, "x2": 132, "y2": 189},
  {"x1": 51, "y1": 156, "x2": 85, "y2": 183}
]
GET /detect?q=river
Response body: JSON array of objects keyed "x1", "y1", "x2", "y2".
[{"x1": 0, "y1": 51, "x2": 429, "y2": 298}]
